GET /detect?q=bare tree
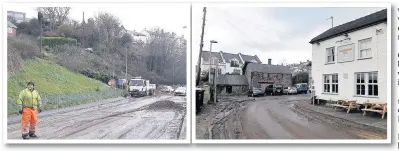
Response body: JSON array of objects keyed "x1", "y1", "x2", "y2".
[{"x1": 36, "y1": 7, "x2": 71, "y2": 31}]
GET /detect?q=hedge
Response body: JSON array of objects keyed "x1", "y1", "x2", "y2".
[{"x1": 43, "y1": 37, "x2": 77, "y2": 48}]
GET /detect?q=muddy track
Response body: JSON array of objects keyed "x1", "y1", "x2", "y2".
[
  {"x1": 7, "y1": 95, "x2": 187, "y2": 140},
  {"x1": 203, "y1": 95, "x2": 386, "y2": 139}
]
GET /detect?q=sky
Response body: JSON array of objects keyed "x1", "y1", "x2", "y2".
[
  {"x1": 6, "y1": 3, "x2": 190, "y2": 37},
  {"x1": 192, "y1": 6, "x2": 385, "y2": 65}
]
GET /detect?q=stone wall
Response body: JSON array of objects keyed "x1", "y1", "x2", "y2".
[
  {"x1": 218, "y1": 85, "x2": 249, "y2": 96},
  {"x1": 250, "y1": 72, "x2": 292, "y2": 87}
]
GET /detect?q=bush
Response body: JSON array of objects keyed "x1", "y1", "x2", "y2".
[
  {"x1": 43, "y1": 37, "x2": 77, "y2": 48},
  {"x1": 7, "y1": 36, "x2": 42, "y2": 74},
  {"x1": 79, "y1": 68, "x2": 112, "y2": 84}
]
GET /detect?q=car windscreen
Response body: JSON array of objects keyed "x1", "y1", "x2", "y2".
[
  {"x1": 176, "y1": 87, "x2": 186, "y2": 91},
  {"x1": 129, "y1": 80, "x2": 144, "y2": 86}
]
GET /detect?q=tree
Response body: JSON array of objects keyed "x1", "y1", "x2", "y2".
[
  {"x1": 36, "y1": 7, "x2": 71, "y2": 31},
  {"x1": 8, "y1": 16, "x2": 17, "y2": 25},
  {"x1": 94, "y1": 12, "x2": 122, "y2": 49},
  {"x1": 292, "y1": 71, "x2": 309, "y2": 84},
  {"x1": 17, "y1": 18, "x2": 40, "y2": 36}
]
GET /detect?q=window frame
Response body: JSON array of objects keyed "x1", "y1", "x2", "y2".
[
  {"x1": 355, "y1": 72, "x2": 378, "y2": 97},
  {"x1": 323, "y1": 74, "x2": 338, "y2": 94},
  {"x1": 358, "y1": 38, "x2": 372, "y2": 60},
  {"x1": 326, "y1": 47, "x2": 335, "y2": 64},
  {"x1": 230, "y1": 59, "x2": 239, "y2": 67}
]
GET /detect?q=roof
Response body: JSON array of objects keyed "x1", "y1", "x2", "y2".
[
  {"x1": 240, "y1": 53, "x2": 262, "y2": 63},
  {"x1": 222, "y1": 52, "x2": 242, "y2": 64},
  {"x1": 242, "y1": 62, "x2": 292, "y2": 75},
  {"x1": 309, "y1": 9, "x2": 387, "y2": 44},
  {"x1": 7, "y1": 21, "x2": 17, "y2": 29},
  {"x1": 217, "y1": 74, "x2": 248, "y2": 86},
  {"x1": 201, "y1": 51, "x2": 223, "y2": 62}
]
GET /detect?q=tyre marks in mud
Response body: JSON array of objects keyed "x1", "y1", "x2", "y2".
[{"x1": 7, "y1": 95, "x2": 187, "y2": 140}]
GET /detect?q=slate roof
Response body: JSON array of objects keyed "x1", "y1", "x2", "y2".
[
  {"x1": 216, "y1": 74, "x2": 249, "y2": 86},
  {"x1": 309, "y1": 9, "x2": 387, "y2": 44},
  {"x1": 7, "y1": 21, "x2": 17, "y2": 28},
  {"x1": 242, "y1": 62, "x2": 292, "y2": 75},
  {"x1": 201, "y1": 51, "x2": 223, "y2": 62},
  {"x1": 222, "y1": 52, "x2": 242, "y2": 64},
  {"x1": 240, "y1": 53, "x2": 262, "y2": 63}
]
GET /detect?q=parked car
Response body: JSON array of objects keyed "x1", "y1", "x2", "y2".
[
  {"x1": 174, "y1": 87, "x2": 186, "y2": 96},
  {"x1": 296, "y1": 83, "x2": 308, "y2": 94},
  {"x1": 162, "y1": 86, "x2": 174, "y2": 93},
  {"x1": 248, "y1": 87, "x2": 264, "y2": 97},
  {"x1": 284, "y1": 87, "x2": 297, "y2": 95},
  {"x1": 264, "y1": 84, "x2": 283, "y2": 95}
]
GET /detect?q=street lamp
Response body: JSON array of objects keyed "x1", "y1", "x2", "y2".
[
  {"x1": 208, "y1": 40, "x2": 218, "y2": 83},
  {"x1": 209, "y1": 40, "x2": 218, "y2": 104}
]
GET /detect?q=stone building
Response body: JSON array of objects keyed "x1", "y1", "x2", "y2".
[{"x1": 242, "y1": 60, "x2": 292, "y2": 91}]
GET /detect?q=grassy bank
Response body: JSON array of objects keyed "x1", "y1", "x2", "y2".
[{"x1": 7, "y1": 58, "x2": 123, "y2": 115}]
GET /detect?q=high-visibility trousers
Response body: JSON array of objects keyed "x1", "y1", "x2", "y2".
[{"x1": 21, "y1": 107, "x2": 38, "y2": 135}]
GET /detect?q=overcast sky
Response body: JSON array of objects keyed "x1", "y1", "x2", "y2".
[
  {"x1": 7, "y1": 3, "x2": 190, "y2": 37},
  {"x1": 192, "y1": 6, "x2": 385, "y2": 65}
]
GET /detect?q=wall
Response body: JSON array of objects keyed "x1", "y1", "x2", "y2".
[
  {"x1": 7, "y1": 27, "x2": 16, "y2": 37},
  {"x1": 218, "y1": 85, "x2": 248, "y2": 96},
  {"x1": 312, "y1": 22, "x2": 387, "y2": 104},
  {"x1": 249, "y1": 72, "x2": 292, "y2": 88}
]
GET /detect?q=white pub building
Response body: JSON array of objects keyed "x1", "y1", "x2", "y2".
[{"x1": 309, "y1": 9, "x2": 387, "y2": 104}]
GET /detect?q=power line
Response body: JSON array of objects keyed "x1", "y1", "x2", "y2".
[{"x1": 212, "y1": 9, "x2": 264, "y2": 49}]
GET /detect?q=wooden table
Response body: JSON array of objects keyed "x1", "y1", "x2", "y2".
[
  {"x1": 361, "y1": 101, "x2": 387, "y2": 119},
  {"x1": 330, "y1": 100, "x2": 360, "y2": 113}
]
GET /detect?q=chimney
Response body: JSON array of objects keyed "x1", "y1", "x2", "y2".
[{"x1": 268, "y1": 59, "x2": 272, "y2": 65}]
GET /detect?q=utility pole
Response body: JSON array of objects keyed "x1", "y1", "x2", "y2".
[
  {"x1": 125, "y1": 45, "x2": 128, "y2": 90},
  {"x1": 214, "y1": 64, "x2": 218, "y2": 104},
  {"x1": 82, "y1": 11, "x2": 85, "y2": 48},
  {"x1": 327, "y1": 16, "x2": 333, "y2": 28},
  {"x1": 38, "y1": 12, "x2": 43, "y2": 52},
  {"x1": 196, "y1": 7, "x2": 207, "y2": 86}
]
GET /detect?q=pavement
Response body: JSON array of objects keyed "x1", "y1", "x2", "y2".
[
  {"x1": 196, "y1": 94, "x2": 387, "y2": 139},
  {"x1": 7, "y1": 93, "x2": 187, "y2": 140}
]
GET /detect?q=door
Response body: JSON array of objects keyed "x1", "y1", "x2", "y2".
[{"x1": 226, "y1": 86, "x2": 232, "y2": 94}]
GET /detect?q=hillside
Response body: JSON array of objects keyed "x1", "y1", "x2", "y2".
[{"x1": 7, "y1": 58, "x2": 120, "y2": 115}]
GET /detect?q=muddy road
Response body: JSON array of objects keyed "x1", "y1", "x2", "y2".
[
  {"x1": 8, "y1": 94, "x2": 187, "y2": 140},
  {"x1": 197, "y1": 95, "x2": 386, "y2": 139}
]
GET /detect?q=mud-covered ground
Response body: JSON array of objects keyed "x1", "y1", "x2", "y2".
[
  {"x1": 8, "y1": 93, "x2": 187, "y2": 140},
  {"x1": 196, "y1": 94, "x2": 386, "y2": 139}
]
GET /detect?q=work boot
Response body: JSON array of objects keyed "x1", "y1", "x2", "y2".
[
  {"x1": 29, "y1": 131, "x2": 38, "y2": 138},
  {"x1": 22, "y1": 134, "x2": 30, "y2": 140}
]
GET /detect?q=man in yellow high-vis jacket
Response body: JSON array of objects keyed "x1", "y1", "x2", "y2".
[{"x1": 17, "y1": 81, "x2": 42, "y2": 139}]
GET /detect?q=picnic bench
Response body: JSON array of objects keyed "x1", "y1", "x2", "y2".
[
  {"x1": 361, "y1": 101, "x2": 387, "y2": 119},
  {"x1": 330, "y1": 99, "x2": 360, "y2": 113}
]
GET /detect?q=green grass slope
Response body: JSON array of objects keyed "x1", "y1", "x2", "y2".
[{"x1": 7, "y1": 58, "x2": 121, "y2": 115}]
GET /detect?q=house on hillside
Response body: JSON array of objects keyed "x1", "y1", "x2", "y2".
[
  {"x1": 200, "y1": 51, "x2": 261, "y2": 75},
  {"x1": 309, "y1": 9, "x2": 387, "y2": 104},
  {"x1": 7, "y1": 21, "x2": 17, "y2": 37},
  {"x1": 7, "y1": 11, "x2": 26, "y2": 24},
  {"x1": 242, "y1": 60, "x2": 292, "y2": 91}
]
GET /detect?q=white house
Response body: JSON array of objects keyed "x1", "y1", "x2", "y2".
[
  {"x1": 200, "y1": 51, "x2": 261, "y2": 75},
  {"x1": 310, "y1": 9, "x2": 387, "y2": 104}
]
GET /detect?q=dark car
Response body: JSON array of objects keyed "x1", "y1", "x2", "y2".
[
  {"x1": 248, "y1": 87, "x2": 264, "y2": 97},
  {"x1": 264, "y1": 84, "x2": 283, "y2": 95}
]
